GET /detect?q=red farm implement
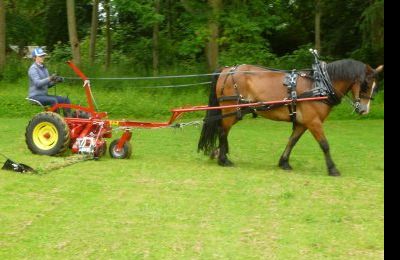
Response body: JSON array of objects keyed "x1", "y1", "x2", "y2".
[{"x1": 24, "y1": 62, "x2": 327, "y2": 159}]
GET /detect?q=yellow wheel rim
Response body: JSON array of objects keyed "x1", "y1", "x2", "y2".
[{"x1": 32, "y1": 122, "x2": 59, "y2": 150}]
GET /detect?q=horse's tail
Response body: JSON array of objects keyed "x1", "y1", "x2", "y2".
[{"x1": 198, "y1": 68, "x2": 223, "y2": 155}]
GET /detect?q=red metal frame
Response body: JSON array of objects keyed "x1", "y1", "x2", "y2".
[
  {"x1": 66, "y1": 61, "x2": 96, "y2": 111},
  {"x1": 41, "y1": 62, "x2": 328, "y2": 157},
  {"x1": 47, "y1": 61, "x2": 104, "y2": 119}
]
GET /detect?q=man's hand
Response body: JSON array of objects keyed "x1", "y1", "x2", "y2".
[
  {"x1": 49, "y1": 74, "x2": 57, "y2": 82},
  {"x1": 49, "y1": 74, "x2": 64, "y2": 83},
  {"x1": 54, "y1": 76, "x2": 64, "y2": 83}
]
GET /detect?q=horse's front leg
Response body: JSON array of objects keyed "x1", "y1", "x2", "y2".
[
  {"x1": 279, "y1": 124, "x2": 307, "y2": 170},
  {"x1": 307, "y1": 122, "x2": 340, "y2": 176}
]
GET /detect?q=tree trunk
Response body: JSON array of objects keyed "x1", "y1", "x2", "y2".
[
  {"x1": 66, "y1": 0, "x2": 81, "y2": 65},
  {"x1": 206, "y1": 0, "x2": 221, "y2": 72},
  {"x1": 0, "y1": 0, "x2": 6, "y2": 72},
  {"x1": 180, "y1": 0, "x2": 195, "y2": 14},
  {"x1": 89, "y1": 0, "x2": 99, "y2": 66},
  {"x1": 105, "y1": 0, "x2": 111, "y2": 69},
  {"x1": 166, "y1": 0, "x2": 172, "y2": 40},
  {"x1": 153, "y1": 0, "x2": 160, "y2": 76},
  {"x1": 315, "y1": 0, "x2": 321, "y2": 53}
]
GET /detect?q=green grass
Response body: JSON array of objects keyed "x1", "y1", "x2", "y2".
[
  {"x1": 0, "y1": 118, "x2": 384, "y2": 259},
  {"x1": 0, "y1": 77, "x2": 384, "y2": 120}
]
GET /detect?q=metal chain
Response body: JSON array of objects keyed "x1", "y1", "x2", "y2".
[{"x1": 169, "y1": 120, "x2": 203, "y2": 128}]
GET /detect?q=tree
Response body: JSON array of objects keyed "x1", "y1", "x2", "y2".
[
  {"x1": 315, "y1": 0, "x2": 321, "y2": 53},
  {"x1": 358, "y1": 0, "x2": 384, "y2": 65},
  {"x1": 206, "y1": 0, "x2": 221, "y2": 71},
  {"x1": 3, "y1": 0, "x2": 47, "y2": 56},
  {"x1": 112, "y1": 0, "x2": 167, "y2": 72},
  {"x1": 0, "y1": 0, "x2": 382, "y2": 78},
  {"x1": 66, "y1": 0, "x2": 81, "y2": 65},
  {"x1": 152, "y1": 0, "x2": 160, "y2": 76},
  {"x1": 321, "y1": 0, "x2": 370, "y2": 57},
  {"x1": 105, "y1": 0, "x2": 111, "y2": 69},
  {"x1": 89, "y1": 0, "x2": 99, "y2": 66},
  {"x1": 217, "y1": 1, "x2": 280, "y2": 66},
  {"x1": 0, "y1": 0, "x2": 6, "y2": 72},
  {"x1": 44, "y1": 0, "x2": 68, "y2": 51}
]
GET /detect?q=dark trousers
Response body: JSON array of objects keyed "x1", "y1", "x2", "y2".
[{"x1": 30, "y1": 95, "x2": 71, "y2": 116}]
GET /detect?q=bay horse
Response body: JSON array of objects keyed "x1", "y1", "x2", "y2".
[{"x1": 198, "y1": 56, "x2": 383, "y2": 176}]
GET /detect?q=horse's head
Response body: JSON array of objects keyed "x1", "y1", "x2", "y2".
[
  {"x1": 327, "y1": 59, "x2": 384, "y2": 115},
  {"x1": 351, "y1": 64, "x2": 384, "y2": 115}
]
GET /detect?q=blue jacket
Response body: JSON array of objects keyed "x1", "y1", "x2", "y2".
[{"x1": 28, "y1": 62, "x2": 54, "y2": 97}]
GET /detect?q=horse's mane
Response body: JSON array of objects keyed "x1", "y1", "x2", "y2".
[
  {"x1": 249, "y1": 64, "x2": 313, "y2": 73},
  {"x1": 231, "y1": 60, "x2": 367, "y2": 83},
  {"x1": 326, "y1": 59, "x2": 366, "y2": 82}
]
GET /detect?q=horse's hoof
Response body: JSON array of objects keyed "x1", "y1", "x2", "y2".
[
  {"x1": 279, "y1": 160, "x2": 292, "y2": 170},
  {"x1": 209, "y1": 149, "x2": 220, "y2": 160},
  {"x1": 218, "y1": 159, "x2": 234, "y2": 167},
  {"x1": 329, "y1": 168, "x2": 341, "y2": 177}
]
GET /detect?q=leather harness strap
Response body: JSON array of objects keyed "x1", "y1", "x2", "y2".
[{"x1": 283, "y1": 70, "x2": 299, "y2": 129}]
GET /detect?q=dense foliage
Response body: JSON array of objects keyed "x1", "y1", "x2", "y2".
[{"x1": 0, "y1": 0, "x2": 383, "y2": 77}]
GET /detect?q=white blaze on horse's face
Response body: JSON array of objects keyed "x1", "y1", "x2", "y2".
[
  {"x1": 357, "y1": 79, "x2": 374, "y2": 115},
  {"x1": 356, "y1": 66, "x2": 381, "y2": 115},
  {"x1": 363, "y1": 81, "x2": 377, "y2": 115},
  {"x1": 360, "y1": 64, "x2": 384, "y2": 115}
]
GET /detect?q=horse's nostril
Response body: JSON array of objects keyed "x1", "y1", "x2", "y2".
[{"x1": 359, "y1": 108, "x2": 369, "y2": 115}]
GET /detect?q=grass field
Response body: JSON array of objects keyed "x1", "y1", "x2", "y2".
[
  {"x1": 0, "y1": 77, "x2": 384, "y2": 120},
  {"x1": 0, "y1": 117, "x2": 384, "y2": 259}
]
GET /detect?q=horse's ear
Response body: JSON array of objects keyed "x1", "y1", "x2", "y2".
[{"x1": 375, "y1": 65, "x2": 384, "y2": 73}]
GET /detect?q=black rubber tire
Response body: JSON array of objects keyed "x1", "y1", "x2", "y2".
[
  {"x1": 25, "y1": 112, "x2": 70, "y2": 156},
  {"x1": 109, "y1": 139, "x2": 132, "y2": 159}
]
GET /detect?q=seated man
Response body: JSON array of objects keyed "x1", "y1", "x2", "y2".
[{"x1": 27, "y1": 47, "x2": 71, "y2": 115}]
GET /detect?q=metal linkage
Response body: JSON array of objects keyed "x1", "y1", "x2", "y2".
[
  {"x1": 170, "y1": 121, "x2": 203, "y2": 128},
  {"x1": 76, "y1": 136, "x2": 96, "y2": 155}
]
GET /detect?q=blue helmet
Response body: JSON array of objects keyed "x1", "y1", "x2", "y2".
[{"x1": 31, "y1": 47, "x2": 47, "y2": 58}]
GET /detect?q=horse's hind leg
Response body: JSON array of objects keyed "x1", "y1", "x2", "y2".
[
  {"x1": 217, "y1": 118, "x2": 236, "y2": 166},
  {"x1": 217, "y1": 129, "x2": 234, "y2": 166},
  {"x1": 279, "y1": 124, "x2": 307, "y2": 170},
  {"x1": 307, "y1": 122, "x2": 340, "y2": 176}
]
